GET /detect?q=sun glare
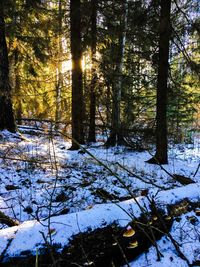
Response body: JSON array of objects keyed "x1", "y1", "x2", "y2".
[
  {"x1": 62, "y1": 59, "x2": 72, "y2": 72},
  {"x1": 61, "y1": 53, "x2": 93, "y2": 73}
]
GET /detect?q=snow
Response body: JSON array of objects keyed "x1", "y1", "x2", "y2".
[
  {"x1": 0, "y1": 183, "x2": 199, "y2": 262},
  {"x1": 0, "y1": 128, "x2": 199, "y2": 265},
  {"x1": 0, "y1": 199, "x2": 141, "y2": 258},
  {"x1": 129, "y1": 210, "x2": 200, "y2": 267}
]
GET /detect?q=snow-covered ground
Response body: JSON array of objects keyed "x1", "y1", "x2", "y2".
[{"x1": 0, "y1": 128, "x2": 199, "y2": 265}]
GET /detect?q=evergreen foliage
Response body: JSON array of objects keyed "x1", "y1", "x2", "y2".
[{"x1": 1, "y1": 0, "x2": 198, "y2": 148}]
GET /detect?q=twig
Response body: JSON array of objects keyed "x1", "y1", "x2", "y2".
[
  {"x1": 116, "y1": 162, "x2": 167, "y2": 190},
  {"x1": 149, "y1": 197, "x2": 191, "y2": 266},
  {"x1": 0, "y1": 155, "x2": 50, "y2": 165},
  {"x1": 58, "y1": 130, "x2": 147, "y2": 215},
  {"x1": 193, "y1": 163, "x2": 200, "y2": 178},
  {"x1": 0, "y1": 230, "x2": 18, "y2": 263},
  {"x1": 112, "y1": 235, "x2": 131, "y2": 267},
  {"x1": 75, "y1": 213, "x2": 92, "y2": 265},
  {"x1": 39, "y1": 231, "x2": 57, "y2": 266}
]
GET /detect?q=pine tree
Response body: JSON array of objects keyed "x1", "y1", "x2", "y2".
[
  {"x1": 55, "y1": 0, "x2": 64, "y2": 130},
  {"x1": 147, "y1": 0, "x2": 172, "y2": 164},
  {"x1": 70, "y1": 0, "x2": 85, "y2": 149},
  {"x1": 105, "y1": 0, "x2": 128, "y2": 146},
  {"x1": 0, "y1": 0, "x2": 16, "y2": 132},
  {"x1": 88, "y1": 0, "x2": 97, "y2": 143}
]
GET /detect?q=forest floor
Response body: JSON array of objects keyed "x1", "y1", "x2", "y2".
[{"x1": 0, "y1": 126, "x2": 199, "y2": 266}]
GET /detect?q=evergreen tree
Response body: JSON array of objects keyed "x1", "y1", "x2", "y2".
[
  {"x1": 70, "y1": 0, "x2": 85, "y2": 149},
  {"x1": 55, "y1": 0, "x2": 64, "y2": 130},
  {"x1": 88, "y1": 0, "x2": 97, "y2": 143},
  {"x1": 0, "y1": 0, "x2": 16, "y2": 132},
  {"x1": 147, "y1": 0, "x2": 172, "y2": 164},
  {"x1": 105, "y1": 0, "x2": 128, "y2": 146}
]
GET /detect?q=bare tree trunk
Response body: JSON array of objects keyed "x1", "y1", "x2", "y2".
[
  {"x1": 15, "y1": 66, "x2": 22, "y2": 124},
  {"x1": 88, "y1": 0, "x2": 97, "y2": 143},
  {"x1": 55, "y1": 0, "x2": 63, "y2": 130},
  {"x1": 147, "y1": 0, "x2": 171, "y2": 164},
  {"x1": 106, "y1": 0, "x2": 128, "y2": 146},
  {"x1": 0, "y1": 0, "x2": 16, "y2": 133},
  {"x1": 70, "y1": 0, "x2": 84, "y2": 149},
  {"x1": 12, "y1": 0, "x2": 22, "y2": 125}
]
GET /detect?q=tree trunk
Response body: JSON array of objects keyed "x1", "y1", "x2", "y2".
[
  {"x1": 70, "y1": 0, "x2": 84, "y2": 149},
  {"x1": 12, "y1": 0, "x2": 22, "y2": 125},
  {"x1": 55, "y1": 0, "x2": 63, "y2": 131},
  {"x1": 15, "y1": 68, "x2": 22, "y2": 125},
  {"x1": 0, "y1": 0, "x2": 16, "y2": 133},
  {"x1": 106, "y1": 0, "x2": 128, "y2": 147},
  {"x1": 147, "y1": 0, "x2": 171, "y2": 164},
  {"x1": 88, "y1": 0, "x2": 97, "y2": 143}
]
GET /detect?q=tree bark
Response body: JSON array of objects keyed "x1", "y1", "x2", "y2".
[
  {"x1": 12, "y1": 0, "x2": 22, "y2": 125},
  {"x1": 106, "y1": 0, "x2": 128, "y2": 147},
  {"x1": 55, "y1": 0, "x2": 63, "y2": 131},
  {"x1": 70, "y1": 0, "x2": 84, "y2": 149},
  {"x1": 15, "y1": 67, "x2": 22, "y2": 125},
  {"x1": 0, "y1": 210, "x2": 19, "y2": 227},
  {"x1": 0, "y1": 0, "x2": 16, "y2": 133},
  {"x1": 147, "y1": 0, "x2": 171, "y2": 164},
  {"x1": 88, "y1": 0, "x2": 97, "y2": 143}
]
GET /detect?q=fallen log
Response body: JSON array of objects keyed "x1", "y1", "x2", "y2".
[
  {"x1": 0, "y1": 211, "x2": 174, "y2": 267},
  {"x1": 61, "y1": 211, "x2": 173, "y2": 266},
  {"x1": 0, "y1": 183, "x2": 200, "y2": 266},
  {"x1": 0, "y1": 211, "x2": 19, "y2": 227},
  {"x1": 173, "y1": 174, "x2": 195, "y2": 185}
]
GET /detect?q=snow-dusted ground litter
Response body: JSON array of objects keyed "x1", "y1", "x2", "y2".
[
  {"x1": 0, "y1": 128, "x2": 199, "y2": 265},
  {"x1": 129, "y1": 210, "x2": 200, "y2": 267},
  {"x1": 0, "y1": 183, "x2": 199, "y2": 262}
]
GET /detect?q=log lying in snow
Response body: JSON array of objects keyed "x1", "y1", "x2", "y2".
[
  {"x1": 0, "y1": 183, "x2": 200, "y2": 266},
  {"x1": 0, "y1": 211, "x2": 19, "y2": 227},
  {"x1": 173, "y1": 174, "x2": 195, "y2": 185},
  {"x1": 61, "y1": 211, "x2": 173, "y2": 267}
]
